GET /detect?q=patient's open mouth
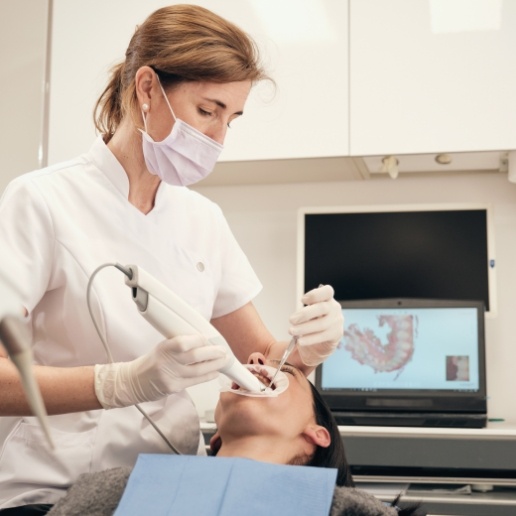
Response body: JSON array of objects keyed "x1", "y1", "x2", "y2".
[
  {"x1": 232, "y1": 367, "x2": 276, "y2": 391},
  {"x1": 223, "y1": 365, "x2": 288, "y2": 398}
]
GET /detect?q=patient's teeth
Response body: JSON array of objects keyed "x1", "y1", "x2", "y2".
[{"x1": 219, "y1": 364, "x2": 289, "y2": 398}]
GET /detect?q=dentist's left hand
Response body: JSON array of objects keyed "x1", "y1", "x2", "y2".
[
  {"x1": 289, "y1": 284, "x2": 344, "y2": 367},
  {"x1": 94, "y1": 335, "x2": 228, "y2": 409}
]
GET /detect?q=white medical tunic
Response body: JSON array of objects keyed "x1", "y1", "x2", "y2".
[{"x1": 0, "y1": 136, "x2": 261, "y2": 508}]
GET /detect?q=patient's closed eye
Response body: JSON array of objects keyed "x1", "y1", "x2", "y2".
[{"x1": 281, "y1": 365, "x2": 296, "y2": 376}]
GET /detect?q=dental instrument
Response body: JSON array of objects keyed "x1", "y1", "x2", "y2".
[
  {"x1": 86, "y1": 262, "x2": 266, "y2": 455},
  {"x1": 0, "y1": 279, "x2": 54, "y2": 449},
  {"x1": 268, "y1": 335, "x2": 297, "y2": 389},
  {"x1": 121, "y1": 264, "x2": 265, "y2": 393}
]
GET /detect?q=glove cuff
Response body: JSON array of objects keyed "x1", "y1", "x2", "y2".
[
  {"x1": 94, "y1": 362, "x2": 141, "y2": 409},
  {"x1": 95, "y1": 355, "x2": 164, "y2": 408},
  {"x1": 94, "y1": 363, "x2": 123, "y2": 409}
]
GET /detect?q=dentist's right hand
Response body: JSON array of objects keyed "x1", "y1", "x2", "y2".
[{"x1": 94, "y1": 335, "x2": 228, "y2": 409}]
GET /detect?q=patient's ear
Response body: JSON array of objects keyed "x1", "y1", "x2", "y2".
[{"x1": 303, "y1": 425, "x2": 331, "y2": 448}]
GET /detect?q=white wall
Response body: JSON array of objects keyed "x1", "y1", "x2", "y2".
[
  {"x1": 0, "y1": 0, "x2": 48, "y2": 192},
  {"x1": 192, "y1": 172, "x2": 516, "y2": 422}
]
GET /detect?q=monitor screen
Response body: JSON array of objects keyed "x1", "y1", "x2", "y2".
[
  {"x1": 315, "y1": 298, "x2": 488, "y2": 419},
  {"x1": 299, "y1": 204, "x2": 496, "y2": 314}
]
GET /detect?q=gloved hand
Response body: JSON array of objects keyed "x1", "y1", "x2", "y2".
[
  {"x1": 289, "y1": 284, "x2": 344, "y2": 367},
  {"x1": 94, "y1": 335, "x2": 228, "y2": 409}
]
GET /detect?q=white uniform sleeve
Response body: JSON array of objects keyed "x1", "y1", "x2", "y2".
[{"x1": 0, "y1": 177, "x2": 55, "y2": 313}]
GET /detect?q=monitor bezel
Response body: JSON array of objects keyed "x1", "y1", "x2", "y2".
[{"x1": 315, "y1": 298, "x2": 488, "y2": 415}]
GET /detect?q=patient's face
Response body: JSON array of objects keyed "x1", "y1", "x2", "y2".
[{"x1": 214, "y1": 357, "x2": 317, "y2": 441}]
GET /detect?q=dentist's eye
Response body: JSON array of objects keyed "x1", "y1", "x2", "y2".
[{"x1": 199, "y1": 108, "x2": 213, "y2": 117}]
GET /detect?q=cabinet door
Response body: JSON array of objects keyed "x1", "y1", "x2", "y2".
[
  {"x1": 349, "y1": 0, "x2": 516, "y2": 156},
  {"x1": 216, "y1": 0, "x2": 350, "y2": 161},
  {"x1": 49, "y1": 0, "x2": 349, "y2": 165}
]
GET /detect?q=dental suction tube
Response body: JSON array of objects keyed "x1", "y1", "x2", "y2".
[{"x1": 123, "y1": 264, "x2": 264, "y2": 393}]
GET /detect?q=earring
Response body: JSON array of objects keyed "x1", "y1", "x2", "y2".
[{"x1": 142, "y1": 103, "x2": 149, "y2": 112}]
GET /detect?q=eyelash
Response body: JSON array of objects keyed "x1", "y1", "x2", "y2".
[
  {"x1": 198, "y1": 108, "x2": 231, "y2": 128},
  {"x1": 281, "y1": 365, "x2": 296, "y2": 376}
]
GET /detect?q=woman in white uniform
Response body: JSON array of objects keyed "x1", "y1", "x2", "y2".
[{"x1": 0, "y1": 5, "x2": 344, "y2": 514}]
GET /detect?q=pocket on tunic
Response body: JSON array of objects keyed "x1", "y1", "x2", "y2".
[{"x1": 0, "y1": 418, "x2": 98, "y2": 493}]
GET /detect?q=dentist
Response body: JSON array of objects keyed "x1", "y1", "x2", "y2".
[{"x1": 0, "y1": 4, "x2": 343, "y2": 514}]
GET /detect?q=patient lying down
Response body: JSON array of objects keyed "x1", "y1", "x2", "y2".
[
  {"x1": 212, "y1": 352, "x2": 353, "y2": 487},
  {"x1": 48, "y1": 353, "x2": 426, "y2": 516}
]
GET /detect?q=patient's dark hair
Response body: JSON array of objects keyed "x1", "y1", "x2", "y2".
[
  {"x1": 306, "y1": 384, "x2": 426, "y2": 515},
  {"x1": 304, "y1": 382, "x2": 354, "y2": 487}
]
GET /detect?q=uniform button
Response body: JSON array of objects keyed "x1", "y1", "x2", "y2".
[{"x1": 196, "y1": 262, "x2": 205, "y2": 272}]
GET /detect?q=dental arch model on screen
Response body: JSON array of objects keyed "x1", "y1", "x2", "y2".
[
  {"x1": 321, "y1": 303, "x2": 481, "y2": 393},
  {"x1": 343, "y1": 314, "x2": 417, "y2": 376}
]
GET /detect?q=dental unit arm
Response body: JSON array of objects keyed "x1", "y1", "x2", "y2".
[
  {"x1": 0, "y1": 276, "x2": 54, "y2": 449},
  {"x1": 122, "y1": 264, "x2": 265, "y2": 393}
]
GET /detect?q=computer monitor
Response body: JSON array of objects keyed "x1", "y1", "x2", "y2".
[
  {"x1": 315, "y1": 298, "x2": 488, "y2": 428},
  {"x1": 299, "y1": 203, "x2": 496, "y2": 315}
]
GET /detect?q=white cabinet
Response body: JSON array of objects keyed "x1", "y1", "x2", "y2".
[
  {"x1": 349, "y1": 0, "x2": 516, "y2": 156},
  {"x1": 48, "y1": 0, "x2": 349, "y2": 165},
  {"x1": 216, "y1": 0, "x2": 350, "y2": 162},
  {"x1": 48, "y1": 0, "x2": 515, "y2": 170}
]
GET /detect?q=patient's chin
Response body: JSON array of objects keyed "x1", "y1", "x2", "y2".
[{"x1": 219, "y1": 365, "x2": 289, "y2": 398}]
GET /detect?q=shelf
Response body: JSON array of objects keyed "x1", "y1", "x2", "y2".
[
  {"x1": 194, "y1": 152, "x2": 507, "y2": 187},
  {"x1": 339, "y1": 420, "x2": 516, "y2": 439},
  {"x1": 196, "y1": 156, "x2": 370, "y2": 186}
]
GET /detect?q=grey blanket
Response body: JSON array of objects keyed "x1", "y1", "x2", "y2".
[{"x1": 48, "y1": 467, "x2": 400, "y2": 516}]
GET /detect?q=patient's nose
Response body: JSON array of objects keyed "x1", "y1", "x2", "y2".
[{"x1": 247, "y1": 352, "x2": 266, "y2": 365}]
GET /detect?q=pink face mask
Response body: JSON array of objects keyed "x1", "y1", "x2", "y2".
[{"x1": 140, "y1": 80, "x2": 223, "y2": 186}]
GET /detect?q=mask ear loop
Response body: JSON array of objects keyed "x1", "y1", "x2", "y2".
[
  {"x1": 154, "y1": 73, "x2": 177, "y2": 122},
  {"x1": 141, "y1": 104, "x2": 150, "y2": 132},
  {"x1": 140, "y1": 73, "x2": 176, "y2": 132}
]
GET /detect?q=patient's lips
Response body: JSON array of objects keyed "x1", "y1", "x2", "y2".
[{"x1": 220, "y1": 364, "x2": 289, "y2": 398}]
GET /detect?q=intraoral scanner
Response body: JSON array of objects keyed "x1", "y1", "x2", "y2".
[{"x1": 121, "y1": 264, "x2": 265, "y2": 393}]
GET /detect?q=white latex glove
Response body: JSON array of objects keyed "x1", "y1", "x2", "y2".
[
  {"x1": 94, "y1": 335, "x2": 228, "y2": 409},
  {"x1": 289, "y1": 284, "x2": 344, "y2": 367}
]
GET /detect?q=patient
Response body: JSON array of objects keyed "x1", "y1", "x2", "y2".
[
  {"x1": 48, "y1": 354, "x2": 425, "y2": 515},
  {"x1": 210, "y1": 352, "x2": 354, "y2": 487}
]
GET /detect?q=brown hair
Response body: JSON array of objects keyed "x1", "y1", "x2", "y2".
[{"x1": 94, "y1": 4, "x2": 269, "y2": 137}]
